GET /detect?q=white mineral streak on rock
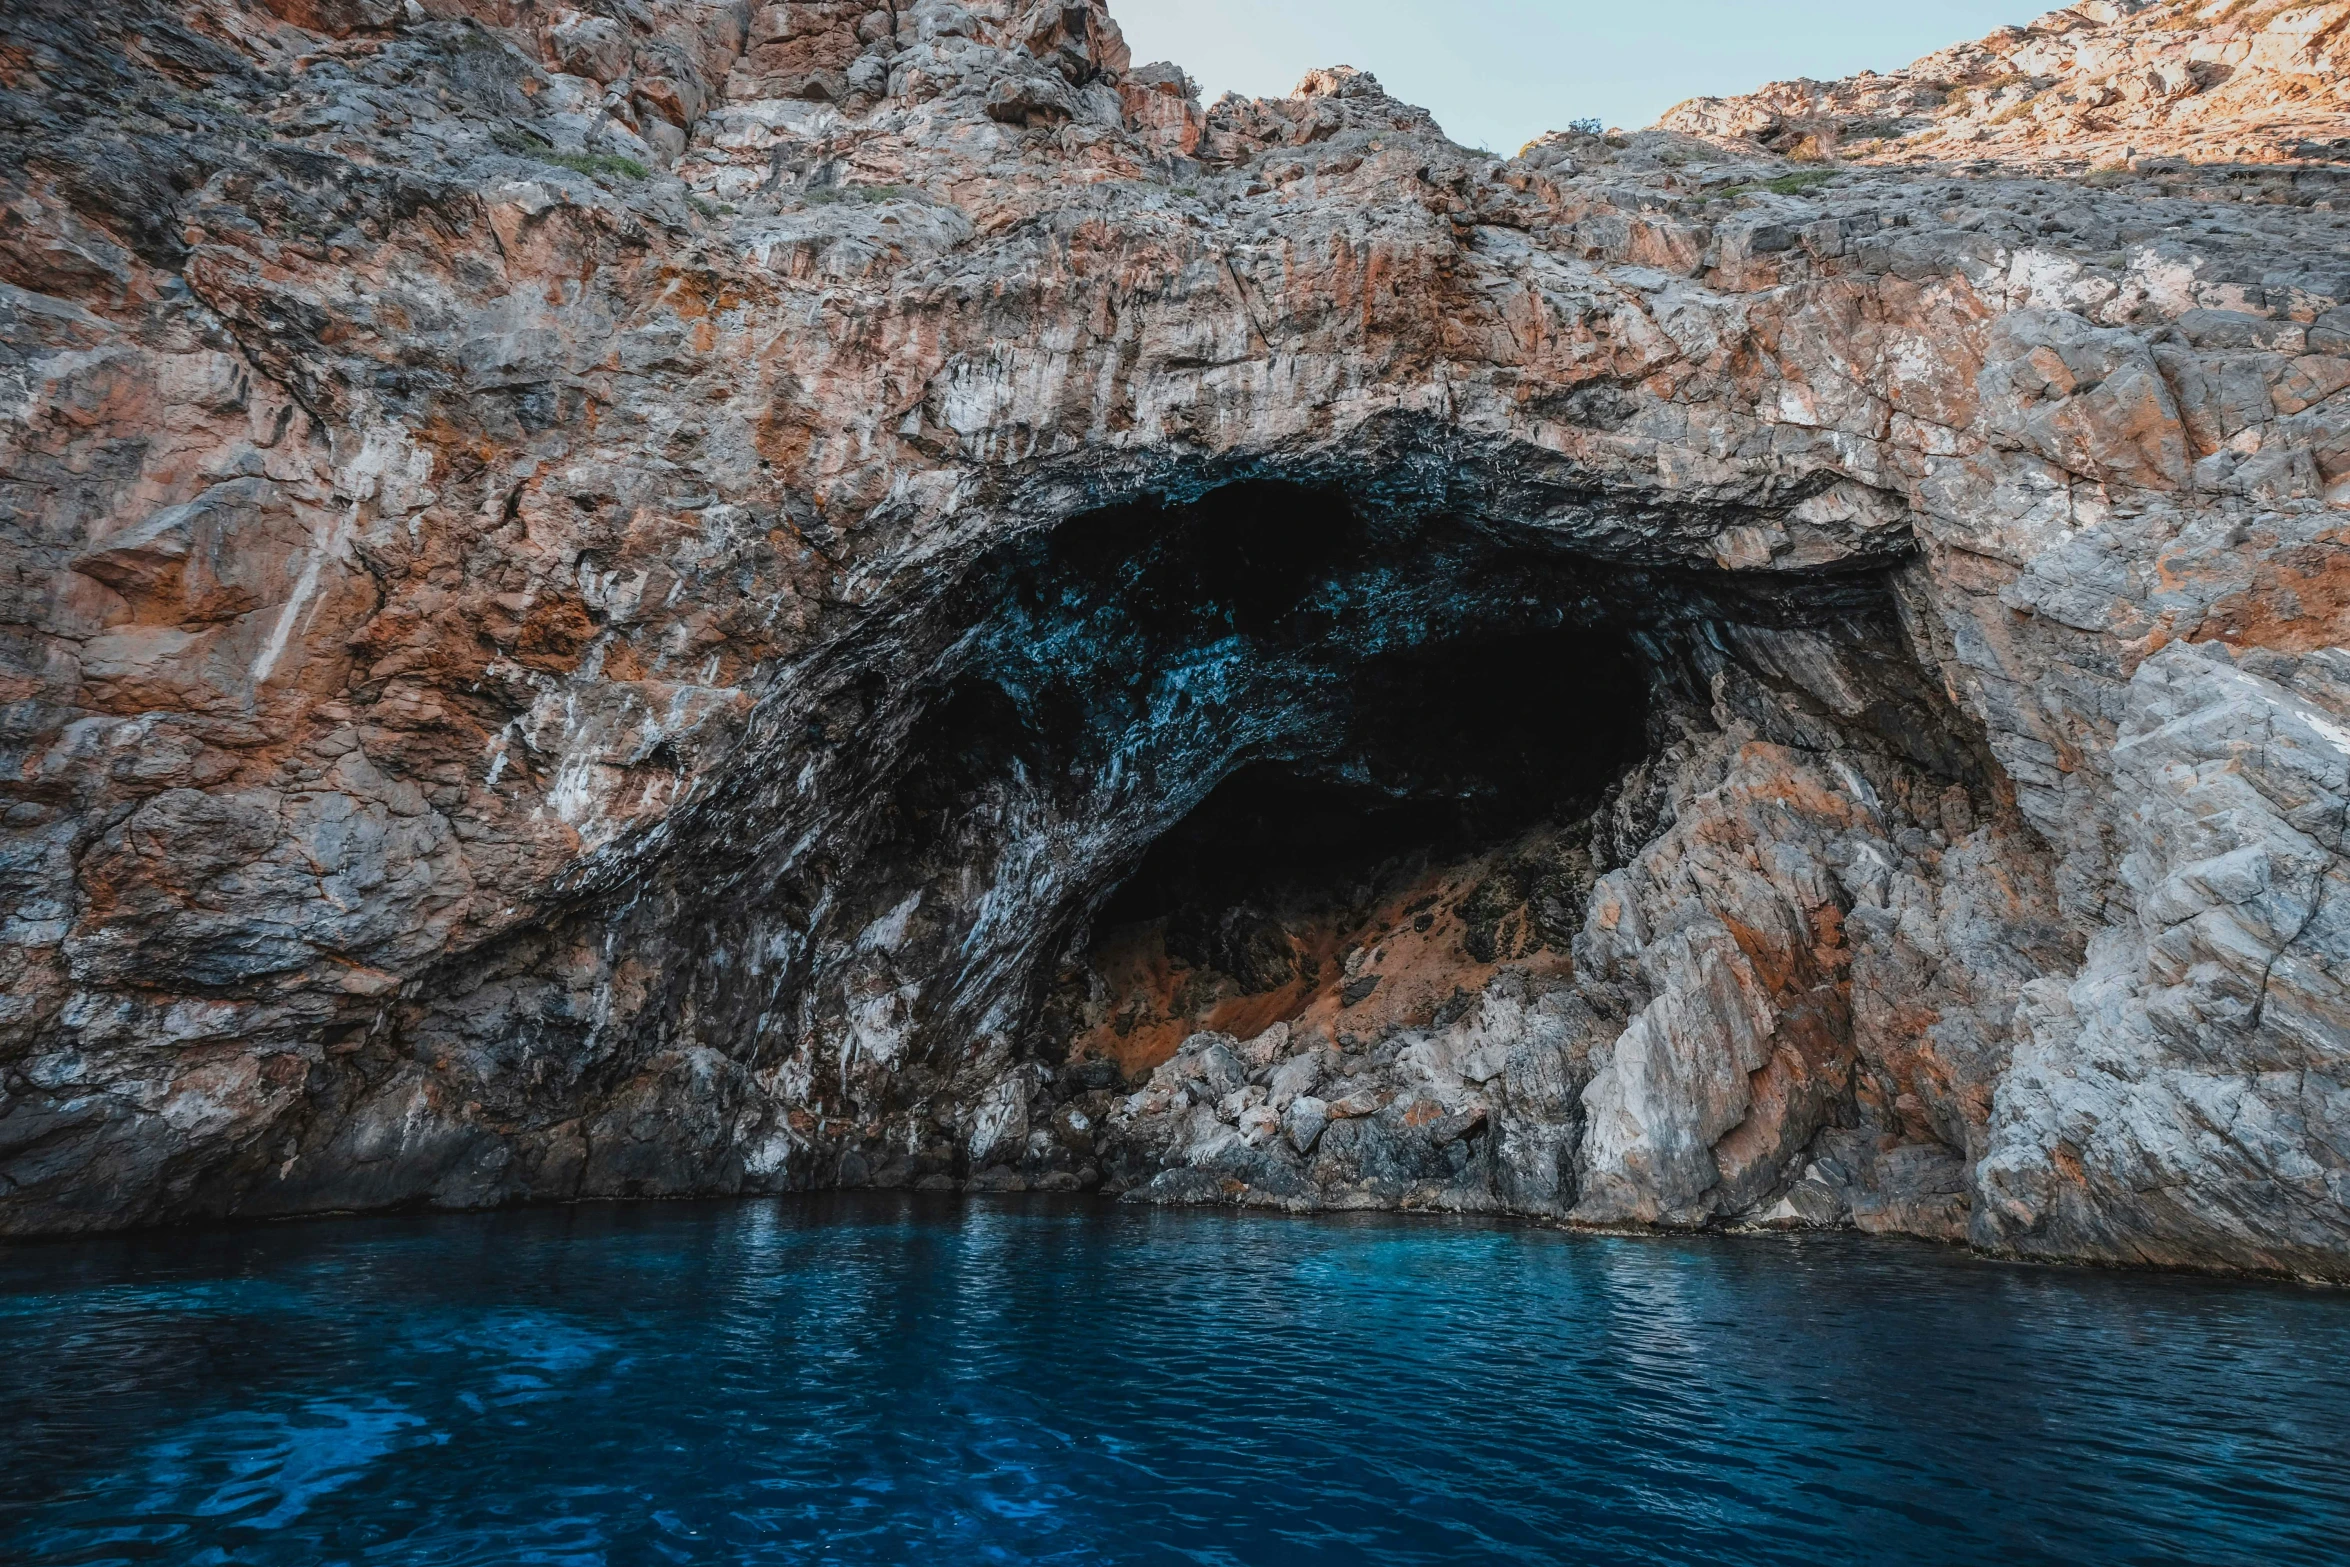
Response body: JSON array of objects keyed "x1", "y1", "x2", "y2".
[{"x1": 965, "y1": 1074, "x2": 1030, "y2": 1169}]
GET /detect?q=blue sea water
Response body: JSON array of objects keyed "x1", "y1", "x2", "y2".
[{"x1": 3, "y1": 1197, "x2": 2347, "y2": 1566}]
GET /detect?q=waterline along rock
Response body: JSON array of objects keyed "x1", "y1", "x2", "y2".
[{"x1": 0, "y1": 0, "x2": 2345, "y2": 1280}]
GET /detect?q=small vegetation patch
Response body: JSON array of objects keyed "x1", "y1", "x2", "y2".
[
  {"x1": 492, "y1": 125, "x2": 651, "y2": 182},
  {"x1": 1987, "y1": 91, "x2": 2046, "y2": 126},
  {"x1": 1766, "y1": 168, "x2": 1842, "y2": 194},
  {"x1": 1943, "y1": 73, "x2": 2036, "y2": 115},
  {"x1": 544, "y1": 151, "x2": 650, "y2": 182}
]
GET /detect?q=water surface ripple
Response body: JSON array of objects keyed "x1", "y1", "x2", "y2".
[{"x1": 3, "y1": 1197, "x2": 2346, "y2": 1565}]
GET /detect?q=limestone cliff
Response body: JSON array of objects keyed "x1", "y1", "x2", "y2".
[
  {"x1": 0, "y1": 0, "x2": 2345, "y2": 1280},
  {"x1": 1662, "y1": 0, "x2": 2350, "y2": 176}
]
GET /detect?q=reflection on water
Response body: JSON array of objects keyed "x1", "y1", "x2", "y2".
[
  {"x1": 135, "y1": 1400, "x2": 436, "y2": 1535},
  {"x1": 3, "y1": 1196, "x2": 2347, "y2": 1565}
]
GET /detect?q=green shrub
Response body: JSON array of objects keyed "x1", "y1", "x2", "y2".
[
  {"x1": 544, "y1": 150, "x2": 650, "y2": 182},
  {"x1": 1987, "y1": 92, "x2": 2045, "y2": 126},
  {"x1": 489, "y1": 126, "x2": 652, "y2": 183}
]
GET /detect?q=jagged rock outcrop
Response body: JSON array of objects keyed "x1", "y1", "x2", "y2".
[
  {"x1": 0, "y1": 0, "x2": 2345, "y2": 1279},
  {"x1": 1662, "y1": 0, "x2": 2350, "y2": 185}
]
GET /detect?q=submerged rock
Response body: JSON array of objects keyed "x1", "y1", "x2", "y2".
[{"x1": 0, "y1": 0, "x2": 2345, "y2": 1280}]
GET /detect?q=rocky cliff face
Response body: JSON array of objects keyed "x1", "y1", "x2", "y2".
[
  {"x1": 1663, "y1": 0, "x2": 2350, "y2": 178},
  {"x1": 1, "y1": 0, "x2": 2345, "y2": 1279}
]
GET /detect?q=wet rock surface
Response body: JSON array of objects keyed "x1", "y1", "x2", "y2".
[{"x1": 0, "y1": 0, "x2": 2345, "y2": 1279}]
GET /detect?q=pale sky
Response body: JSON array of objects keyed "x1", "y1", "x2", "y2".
[{"x1": 1112, "y1": 1, "x2": 2040, "y2": 155}]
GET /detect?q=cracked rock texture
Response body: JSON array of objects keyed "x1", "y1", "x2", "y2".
[
  {"x1": 1662, "y1": 0, "x2": 2350, "y2": 178},
  {"x1": 0, "y1": 0, "x2": 2346, "y2": 1279}
]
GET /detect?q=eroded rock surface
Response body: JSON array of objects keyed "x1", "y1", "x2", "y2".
[
  {"x1": 1, "y1": 0, "x2": 2345, "y2": 1278},
  {"x1": 1662, "y1": 0, "x2": 2350, "y2": 179}
]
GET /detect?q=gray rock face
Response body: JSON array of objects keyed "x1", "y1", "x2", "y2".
[
  {"x1": 1977, "y1": 642, "x2": 2350, "y2": 1271},
  {"x1": 0, "y1": 0, "x2": 2346, "y2": 1279}
]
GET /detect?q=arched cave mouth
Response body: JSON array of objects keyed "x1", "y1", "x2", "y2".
[{"x1": 844, "y1": 476, "x2": 1939, "y2": 1093}]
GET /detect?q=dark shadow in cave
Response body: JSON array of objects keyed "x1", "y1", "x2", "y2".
[{"x1": 1096, "y1": 626, "x2": 1650, "y2": 936}]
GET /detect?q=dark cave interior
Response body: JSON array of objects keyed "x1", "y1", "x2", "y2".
[
  {"x1": 827, "y1": 476, "x2": 1953, "y2": 1082},
  {"x1": 867, "y1": 482, "x2": 1670, "y2": 1071},
  {"x1": 1091, "y1": 624, "x2": 1651, "y2": 943},
  {"x1": 1062, "y1": 618, "x2": 1656, "y2": 1067}
]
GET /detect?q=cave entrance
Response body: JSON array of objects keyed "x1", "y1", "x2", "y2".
[
  {"x1": 856, "y1": 474, "x2": 1928, "y2": 1105},
  {"x1": 879, "y1": 479, "x2": 1665, "y2": 1081},
  {"x1": 1064, "y1": 619, "x2": 1652, "y2": 1073}
]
